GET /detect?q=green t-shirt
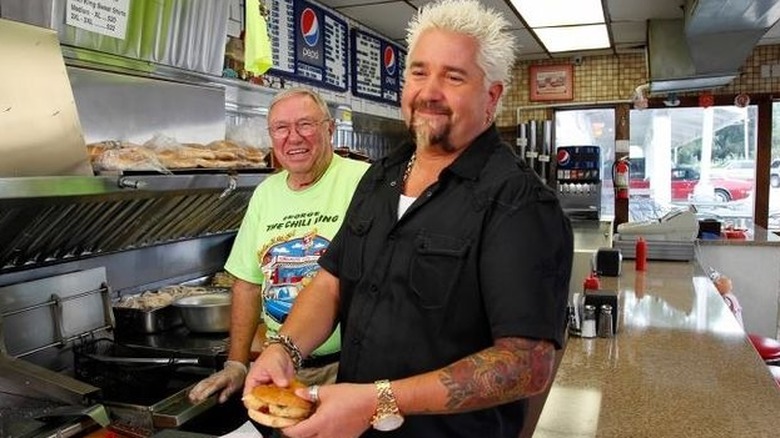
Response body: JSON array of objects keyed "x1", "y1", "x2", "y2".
[{"x1": 225, "y1": 154, "x2": 369, "y2": 356}]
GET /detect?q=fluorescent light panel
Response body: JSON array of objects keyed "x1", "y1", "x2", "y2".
[
  {"x1": 535, "y1": 25, "x2": 611, "y2": 52},
  {"x1": 511, "y1": 0, "x2": 605, "y2": 27},
  {"x1": 511, "y1": 0, "x2": 610, "y2": 53}
]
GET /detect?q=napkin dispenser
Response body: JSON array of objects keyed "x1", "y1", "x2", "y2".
[{"x1": 594, "y1": 247, "x2": 622, "y2": 277}]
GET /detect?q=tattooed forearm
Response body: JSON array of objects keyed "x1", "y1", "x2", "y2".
[{"x1": 438, "y1": 338, "x2": 555, "y2": 412}]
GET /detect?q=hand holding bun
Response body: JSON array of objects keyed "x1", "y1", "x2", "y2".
[{"x1": 243, "y1": 380, "x2": 313, "y2": 428}]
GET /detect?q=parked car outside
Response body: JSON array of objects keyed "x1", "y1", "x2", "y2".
[
  {"x1": 630, "y1": 166, "x2": 753, "y2": 202},
  {"x1": 771, "y1": 159, "x2": 780, "y2": 188},
  {"x1": 711, "y1": 159, "x2": 755, "y2": 180}
]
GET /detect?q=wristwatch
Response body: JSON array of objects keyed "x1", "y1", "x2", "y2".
[{"x1": 371, "y1": 379, "x2": 404, "y2": 431}]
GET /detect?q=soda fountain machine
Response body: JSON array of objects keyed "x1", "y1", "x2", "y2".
[
  {"x1": 516, "y1": 120, "x2": 553, "y2": 185},
  {"x1": 555, "y1": 145, "x2": 602, "y2": 219}
]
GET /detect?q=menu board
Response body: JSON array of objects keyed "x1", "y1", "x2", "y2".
[
  {"x1": 267, "y1": 0, "x2": 295, "y2": 74},
  {"x1": 266, "y1": 0, "x2": 348, "y2": 91},
  {"x1": 351, "y1": 29, "x2": 405, "y2": 105}
]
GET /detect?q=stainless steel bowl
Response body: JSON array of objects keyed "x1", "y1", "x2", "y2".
[{"x1": 172, "y1": 293, "x2": 231, "y2": 333}]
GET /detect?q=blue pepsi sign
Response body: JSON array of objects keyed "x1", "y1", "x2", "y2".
[
  {"x1": 300, "y1": 7, "x2": 320, "y2": 47},
  {"x1": 351, "y1": 28, "x2": 405, "y2": 105},
  {"x1": 295, "y1": 3, "x2": 324, "y2": 68},
  {"x1": 267, "y1": 0, "x2": 347, "y2": 92},
  {"x1": 383, "y1": 45, "x2": 396, "y2": 76}
]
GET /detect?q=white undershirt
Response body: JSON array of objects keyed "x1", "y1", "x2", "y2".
[{"x1": 398, "y1": 194, "x2": 417, "y2": 219}]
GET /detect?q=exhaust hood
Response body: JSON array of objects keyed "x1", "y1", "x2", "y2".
[
  {"x1": 647, "y1": 19, "x2": 737, "y2": 94},
  {"x1": 647, "y1": 0, "x2": 780, "y2": 94}
]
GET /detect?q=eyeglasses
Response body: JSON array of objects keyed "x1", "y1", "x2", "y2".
[{"x1": 268, "y1": 119, "x2": 329, "y2": 139}]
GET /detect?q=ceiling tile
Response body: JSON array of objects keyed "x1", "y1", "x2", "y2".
[
  {"x1": 611, "y1": 21, "x2": 647, "y2": 46},
  {"x1": 338, "y1": 2, "x2": 417, "y2": 41},
  {"x1": 513, "y1": 28, "x2": 544, "y2": 51},
  {"x1": 410, "y1": 0, "x2": 526, "y2": 29},
  {"x1": 512, "y1": 28, "x2": 546, "y2": 58},
  {"x1": 314, "y1": 0, "x2": 778, "y2": 61},
  {"x1": 606, "y1": 0, "x2": 684, "y2": 21}
]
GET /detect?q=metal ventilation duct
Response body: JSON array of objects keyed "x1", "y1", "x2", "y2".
[{"x1": 647, "y1": 0, "x2": 780, "y2": 94}]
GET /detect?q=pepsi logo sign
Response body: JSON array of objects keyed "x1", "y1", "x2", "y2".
[
  {"x1": 300, "y1": 8, "x2": 319, "y2": 47},
  {"x1": 557, "y1": 149, "x2": 571, "y2": 166},
  {"x1": 384, "y1": 46, "x2": 396, "y2": 76}
]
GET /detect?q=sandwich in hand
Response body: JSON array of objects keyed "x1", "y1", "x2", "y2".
[{"x1": 243, "y1": 379, "x2": 313, "y2": 428}]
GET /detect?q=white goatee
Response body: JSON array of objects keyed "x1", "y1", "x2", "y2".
[{"x1": 413, "y1": 118, "x2": 433, "y2": 149}]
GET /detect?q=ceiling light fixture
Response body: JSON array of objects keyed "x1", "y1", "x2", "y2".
[
  {"x1": 510, "y1": 0, "x2": 611, "y2": 53},
  {"x1": 535, "y1": 24, "x2": 610, "y2": 52}
]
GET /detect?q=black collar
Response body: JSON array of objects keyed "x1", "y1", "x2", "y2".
[
  {"x1": 380, "y1": 125, "x2": 502, "y2": 181},
  {"x1": 447, "y1": 125, "x2": 502, "y2": 181}
]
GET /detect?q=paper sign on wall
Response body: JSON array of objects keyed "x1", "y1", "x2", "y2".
[{"x1": 65, "y1": 0, "x2": 130, "y2": 40}]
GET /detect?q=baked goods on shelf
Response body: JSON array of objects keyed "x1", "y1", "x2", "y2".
[{"x1": 87, "y1": 138, "x2": 269, "y2": 172}]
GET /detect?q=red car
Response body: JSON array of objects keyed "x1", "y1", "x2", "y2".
[{"x1": 630, "y1": 166, "x2": 753, "y2": 202}]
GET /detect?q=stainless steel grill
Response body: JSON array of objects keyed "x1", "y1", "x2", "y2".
[{"x1": 0, "y1": 171, "x2": 270, "y2": 436}]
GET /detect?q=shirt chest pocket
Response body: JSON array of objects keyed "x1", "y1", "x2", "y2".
[
  {"x1": 341, "y1": 215, "x2": 373, "y2": 281},
  {"x1": 409, "y1": 232, "x2": 470, "y2": 309}
]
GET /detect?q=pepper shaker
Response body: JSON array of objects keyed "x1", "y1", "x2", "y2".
[{"x1": 598, "y1": 304, "x2": 614, "y2": 338}]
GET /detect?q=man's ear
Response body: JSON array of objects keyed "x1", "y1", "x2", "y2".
[{"x1": 488, "y1": 82, "x2": 503, "y2": 110}]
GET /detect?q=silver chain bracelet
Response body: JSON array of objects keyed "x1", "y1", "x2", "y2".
[{"x1": 264, "y1": 333, "x2": 303, "y2": 371}]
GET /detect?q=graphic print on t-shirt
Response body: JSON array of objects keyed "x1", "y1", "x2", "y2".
[{"x1": 259, "y1": 230, "x2": 330, "y2": 324}]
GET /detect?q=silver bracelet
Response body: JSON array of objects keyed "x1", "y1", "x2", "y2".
[{"x1": 264, "y1": 333, "x2": 303, "y2": 371}]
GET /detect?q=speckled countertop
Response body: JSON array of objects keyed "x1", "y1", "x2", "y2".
[
  {"x1": 533, "y1": 261, "x2": 780, "y2": 438},
  {"x1": 698, "y1": 224, "x2": 780, "y2": 246}
]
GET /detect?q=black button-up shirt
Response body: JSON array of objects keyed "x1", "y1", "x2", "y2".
[{"x1": 319, "y1": 126, "x2": 573, "y2": 438}]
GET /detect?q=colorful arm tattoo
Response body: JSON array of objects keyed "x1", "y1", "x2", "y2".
[{"x1": 439, "y1": 338, "x2": 555, "y2": 411}]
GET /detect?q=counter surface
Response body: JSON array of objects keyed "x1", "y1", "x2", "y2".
[
  {"x1": 698, "y1": 224, "x2": 780, "y2": 247},
  {"x1": 533, "y1": 261, "x2": 780, "y2": 438}
]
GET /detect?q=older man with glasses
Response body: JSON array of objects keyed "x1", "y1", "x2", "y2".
[{"x1": 189, "y1": 88, "x2": 369, "y2": 411}]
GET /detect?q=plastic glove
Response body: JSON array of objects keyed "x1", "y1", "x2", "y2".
[{"x1": 189, "y1": 360, "x2": 248, "y2": 404}]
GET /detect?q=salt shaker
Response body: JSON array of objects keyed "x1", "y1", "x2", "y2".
[
  {"x1": 581, "y1": 305, "x2": 597, "y2": 338},
  {"x1": 598, "y1": 304, "x2": 614, "y2": 338}
]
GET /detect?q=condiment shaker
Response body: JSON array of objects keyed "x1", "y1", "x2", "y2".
[
  {"x1": 598, "y1": 304, "x2": 614, "y2": 338},
  {"x1": 581, "y1": 305, "x2": 597, "y2": 338}
]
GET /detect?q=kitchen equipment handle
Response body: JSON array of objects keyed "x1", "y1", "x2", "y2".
[{"x1": 86, "y1": 354, "x2": 200, "y2": 365}]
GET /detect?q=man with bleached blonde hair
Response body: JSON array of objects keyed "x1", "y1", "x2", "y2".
[{"x1": 246, "y1": 2, "x2": 573, "y2": 437}]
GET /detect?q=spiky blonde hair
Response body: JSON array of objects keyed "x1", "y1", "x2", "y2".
[{"x1": 405, "y1": 0, "x2": 517, "y2": 92}]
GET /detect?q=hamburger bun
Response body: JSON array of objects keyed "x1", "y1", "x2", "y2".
[{"x1": 243, "y1": 380, "x2": 313, "y2": 428}]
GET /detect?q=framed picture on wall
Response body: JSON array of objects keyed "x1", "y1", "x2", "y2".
[{"x1": 529, "y1": 64, "x2": 573, "y2": 101}]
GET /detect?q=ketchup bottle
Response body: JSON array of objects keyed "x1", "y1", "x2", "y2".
[
  {"x1": 583, "y1": 273, "x2": 601, "y2": 292},
  {"x1": 635, "y1": 237, "x2": 647, "y2": 271}
]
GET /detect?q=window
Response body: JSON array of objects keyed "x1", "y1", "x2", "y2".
[
  {"x1": 554, "y1": 105, "x2": 765, "y2": 228},
  {"x1": 769, "y1": 102, "x2": 780, "y2": 232},
  {"x1": 630, "y1": 105, "x2": 757, "y2": 227}
]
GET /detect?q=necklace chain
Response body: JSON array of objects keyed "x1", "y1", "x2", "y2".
[{"x1": 403, "y1": 152, "x2": 416, "y2": 184}]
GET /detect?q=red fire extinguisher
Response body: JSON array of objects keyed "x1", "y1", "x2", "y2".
[{"x1": 613, "y1": 157, "x2": 630, "y2": 200}]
